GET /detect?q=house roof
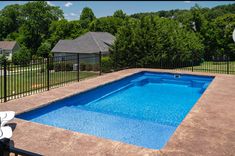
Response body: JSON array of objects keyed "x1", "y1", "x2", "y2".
[
  {"x1": 51, "y1": 32, "x2": 115, "y2": 54},
  {"x1": 0, "y1": 41, "x2": 17, "y2": 50}
]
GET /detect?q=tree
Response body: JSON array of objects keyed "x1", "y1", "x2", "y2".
[
  {"x1": 12, "y1": 46, "x2": 31, "y2": 65},
  {"x1": 37, "y1": 42, "x2": 52, "y2": 58},
  {"x1": 0, "y1": 55, "x2": 7, "y2": 64},
  {"x1": 209, "y1": 14, "x2": 235, "y2": 60},
  {"x1": 80, "y1": 7, "x2": 96, "y2": 28},
  {"x1": 190, "y1": 4, "x2": 207, "y2": 33},
  {"x1": 0, "y1": 16, "x2": 12, "y2": 40},
  {"x1": 113, "y1": 10, "x2": 127, "y2": 19},
  {"x1": 48, "y1": 19, "x2": 85, "y2": 47},
  {"x1": 17, "y1": 1, "x2": 63, "y2": 55},
  {"x1": 205, "y1": 3, "x2": 235, "y2": 20},
  {"x1": 89, "y1": 17, "x2": 124, "y2": 35},
  {"x1": 0, "y1": 4, "x2": 22, "y2": 40},
  {"x1": 110, "y1": 16, "x2": 204, "y2": 69}
]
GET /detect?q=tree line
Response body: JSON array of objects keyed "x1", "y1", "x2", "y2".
[{"x1": 0, "y1": 1, "x2": 234, "y2": 67}]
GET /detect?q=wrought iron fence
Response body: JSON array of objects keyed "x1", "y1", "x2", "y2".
[
  {"x1": 160, "y1": 56, "x2": 235, "y2": 75},
  {"x1": 0, "y1": 54, "x2": 101, "y2": 103},
  {"x1": 1, "y1": 54, "x2": 235, "y2": 103},
  {"x1": 0, "y1": 139, "x2": 42, "y2": 156}
]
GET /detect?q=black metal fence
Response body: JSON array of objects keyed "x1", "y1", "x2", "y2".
[
  {"x1": 0, "y1": 54, "x2": 101, "y2": 103},
  {"x1": 1, "y1": 54, "x2": 235, "y2": 103},
  {"x1": 158, "y1": 56, "x2": 235, "y2": 75},
  {"x1": 0, "y1": 139, "x2": 42, "y2": 156},
  {"x1": 110, "y1": 55, "x2": 235, "y2": 75}
]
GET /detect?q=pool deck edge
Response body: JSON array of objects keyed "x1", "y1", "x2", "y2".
[{"x1": 0, "y1": 68, "x2": 235, "y2": 156}]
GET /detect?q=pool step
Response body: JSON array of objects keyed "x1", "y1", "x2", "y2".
[
  {"x1": 131, "y1": 77, "x2": 207, "y2": 90},
  {"x1": 33, "y1": 106, "x2": 176, "y2": 150}
]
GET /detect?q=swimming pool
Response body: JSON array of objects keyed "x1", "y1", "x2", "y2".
[{"x1": 17, "y1": 71, "x2": 214, "y2": 149}]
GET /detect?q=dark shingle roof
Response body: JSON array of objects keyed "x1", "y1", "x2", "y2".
[
  {"x1": 52, "y1": 32, "x2": 115, "y2": 54},
  {"x1": 0, "y1": 41, "x2": 17, "y2": 50}
]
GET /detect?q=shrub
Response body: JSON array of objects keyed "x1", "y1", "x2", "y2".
[
  {"x1": 101, "y1": 56, "x2": 112, "y2": 72},
  {"x1": 85, "y1": 63, "x2": 93, "y2": 71},
  {"x1": 93, "y1": 63, "x2": 100, "y2": 71},
  {"x1": 54, "y1": 62, "x2": 73, "y2": 72},
  {"x1": 79, "y1": 62, "x2": 100, "y2": 71},
  {"x1": 12, "y1": 46, "x2": 31, "y2": 66},
  {"x1": 40, "y1": 67, "x2": 45, "y2": 73},
  {"x1": 37, "y1": 42, "x2": 52, "y2": 58},
  {"x1": 80, "y1": 62, "x2": 86, "y2": 71},
  {"x1": 47, "y1": 60, "x2": 54, "y2": 70},
  {"x1": 0, "y1": 55, "x2": 7, "y2": 64}
]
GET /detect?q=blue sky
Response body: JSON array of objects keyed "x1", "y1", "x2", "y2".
[{"x1": 0, "y1": 1, "x2": 234, "y2": 20}]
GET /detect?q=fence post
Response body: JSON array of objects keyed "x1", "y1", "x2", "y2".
[
  {"x1": 3, "y1": 60, "x2": 7, "y2": 102},
  {"x1": 47, "y1": 57, "x2": 50, "y2": 91},
  {"x1": 191, "y1": 52, "x2": 194, "y2": 72},
  {"x1": 227, "y1": 56, "x2": 229, "y2": 74},
  {"x1": 99, "y1": 52, "x2": 102, "y2": 76},
  {"x1": 77, "y1": 53, "x2": 80, "y2": 81}
]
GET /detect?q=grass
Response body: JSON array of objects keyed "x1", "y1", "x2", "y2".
[
  {"x1": 177, "y1": 61, "x2": 235, "y2": 74},
  {"x1": 1, "y1": 60, "x2": 235, "y2": 101},
  {"x1": 0, "y1": 70, "x2": 98, "y2": 100}
]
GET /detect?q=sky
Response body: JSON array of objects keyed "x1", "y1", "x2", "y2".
[{"x1": 0, "y1": 1, "x2": 234, "y2": 20}]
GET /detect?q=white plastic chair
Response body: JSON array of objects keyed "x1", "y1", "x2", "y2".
[
  {"x1": 0, "y1": 111, "x2": 15, "y2": 127},
  {"x1": 0, "y1": 126, "x2": 12, "y2": 139}
]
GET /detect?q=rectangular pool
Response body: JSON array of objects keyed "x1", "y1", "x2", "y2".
[{"x1": 17, "y1": 71, "x2": 214, "y2": 149}]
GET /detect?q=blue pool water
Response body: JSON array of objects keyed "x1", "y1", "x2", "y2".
[{"x1": 17, "y1": 71, "x2": 213, "y2": 149}]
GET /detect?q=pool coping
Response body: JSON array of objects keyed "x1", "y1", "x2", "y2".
[{"x1": 0, "y1": 68, "x2": 235, "y2": 156}]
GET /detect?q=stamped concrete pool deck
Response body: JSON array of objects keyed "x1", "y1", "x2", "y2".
[{"x1": 0, "y1": 68, "x2": 235, "y2": 156}]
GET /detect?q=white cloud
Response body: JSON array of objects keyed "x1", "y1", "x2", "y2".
[
  {"x1": 70, "y1": 13, "x2": 77, "y2": 16},
  {"x1": 184, "y1": 1, "x2": 191, "y2": 3},
  {"x1": 65, "y1": 2, "x2": 73, "y2": 7},
  {"x1": 46, "y1": 1, "x2": 54, "y2": 6}
]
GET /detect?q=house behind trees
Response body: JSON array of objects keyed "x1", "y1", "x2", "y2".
[
  {"x1": 0, "y1": 41, "x2": 20, "y2": 60},
  {"x1": 51, "y1": 32, "x2": 115, "y2": 64}
]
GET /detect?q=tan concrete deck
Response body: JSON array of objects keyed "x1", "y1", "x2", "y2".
[{"x1": 0, "y1": 68, "x2": 234, "y2": 156}]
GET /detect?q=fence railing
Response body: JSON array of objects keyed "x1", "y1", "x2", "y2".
[
  {"x1": 125, "y1": 55, "x2": 234, "y2": 75},
  {"x1": 0, "y1": 54, "x2": 101, "y2": 103},
  {"x1": 1, "y1": 54, "x2": 234, "y2": 103},
  {"x1": 0, "y1": 139, "x2": 42, "y2": 156},
  {"x1": 161, "y1": 56, "x2": 235, "y2": 75}
]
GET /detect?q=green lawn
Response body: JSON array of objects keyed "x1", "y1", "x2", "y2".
[
  {"x1": 1, "y1": 61, "x2": 235, "y2": 101},
  {"x1": 0, "y1": 70, "x2": 98, "y2": 100},
  {"x1": 176, "y1": 61, "x2": 235, "y2": 74}
]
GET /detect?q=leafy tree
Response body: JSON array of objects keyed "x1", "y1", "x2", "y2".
[
  {"x1": 101, "y1": 56, "x2": 113, "y2": 72},
  {"x1": 0, "y1": 55, "x2": 7, "y2": 64},
  {"x1": 37, "y1": 42, "x2": 52, "y2": 58},
  {"x1": 17, "y1": 1, "x2": 63, "y2": 55},
  {"x1": 0, "y1": 2, "x2": 235, "y2": 63},
  {"x1": 80, "y1": 7, "x2": 96, "y2": 28},
  {"x1": 0, "y1": 16, "x2": 12, "y2": 40},
  {"x1": 48, "y1": 19, "x2": 85, "y2": 47},
  {"x1": 0, "y1": 4, "x2": 22, "y2": 40},
  {"x1": 190, "y1": 4, "x2": 207, "y2": 33},
  {"x1": 89, "y1": 17, "x2": 124, "y2": 35},
  {"x1": 113, "y1": 10, "x2": 126, "y2": 19},
  {"x1": 209, "y1": 14, "x2": 235, "y2": 60},
  {"x1": 12, "y1": 46, "x2": 31, "y2": 65},
  {"x1": 111, "y1": 16, "x2": 204, "y2": 69},
  {"x1": 69, "y1": 20, "x2": 87, "y2": 38},
  {"x1": 205, "y1": 3, "x2": 235, "y2": 20}
]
